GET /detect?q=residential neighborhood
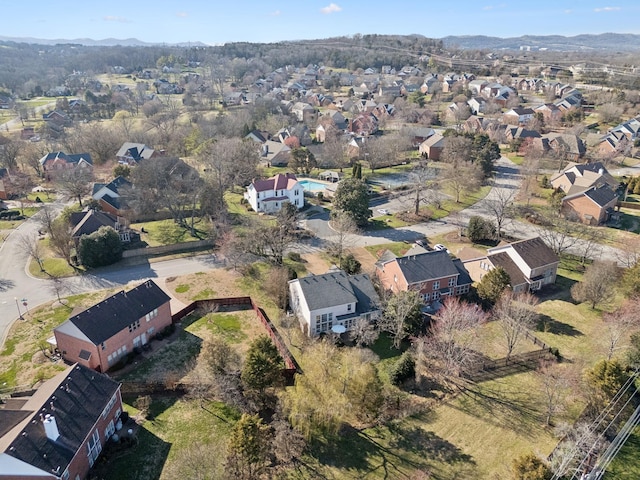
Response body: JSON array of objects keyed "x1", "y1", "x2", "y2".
[{"x1": 1, "y1": 30, "x2": 640, "y2": 480}]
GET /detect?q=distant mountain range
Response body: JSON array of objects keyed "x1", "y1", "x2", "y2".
[
  {"x1": 0, "y1": 36, "x2": 209, "y2": 47},
  {"x1": 441, "y1": 33, "x2": 640, "y2": 51},
  {"x1": 1, "y1": 33, "x2": 640, "y2": 51}
]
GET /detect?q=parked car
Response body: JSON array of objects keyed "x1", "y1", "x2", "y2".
[
  {"x1": 415, "y1": 239, "x2": 427, "y2": 248},
  {"x1": 433, "y1": 244, "x2": 447, "y2": 251},
  {"x1": 377, "y1": 208, "x2": 390, "y2": 215}
]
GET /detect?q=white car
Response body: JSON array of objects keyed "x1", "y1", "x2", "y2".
[
  {"x1": 377, "y1": 208, "x2": 390, "y2": 215},
  {"x1": 433, "y1": 244, "x2": 447, "y2": 251}
]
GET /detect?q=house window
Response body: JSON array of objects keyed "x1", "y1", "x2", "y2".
[
  {"x1": 102, "y1": 393, "x2": 117, "y2": 419},
  {"x1": 86, "y1": 429, "x2": 102, "y2": 467},
  {"x1": 101, "y1": 342, "x2": 106, "y2": 350},
  {"x1": 448, "y1": 277, "x2": 456, "y2": 287},
  {"x1": 128, "y1": 319, "x2": 141, "y2": 332},
  {"x1": 145, "y1": 308, "x2": 158, "y2": 322},
  {"x1": 347, "y1": 304, "x2": 352, "y2": 311},
  {"x1": 432, "y1": 281, "x2": 440, "y2": 291},
  {"x1": 133, "y1": 336, "x2": 141, "y2": 348},
  {"x1": 104, "y1": 419, "x2": 115, "y2": 440},
  {"x1": 257, "y1": 202, "x2": 260, "y2": 209},
  {"x1": 423, "y1": 293, "x2": 430, "y2": 302}
]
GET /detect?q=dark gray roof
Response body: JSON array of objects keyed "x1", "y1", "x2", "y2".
[
  {"x1": 452, "y1": 259, "x2": 473, "y2": 286},
  {"x1": 295, "y1": 271, "x2": 379, "y2": 312},
  {"x1": 394, "y1": 250, "x2": 460, "y2": 285},
  {"x1": 508, "y1": 237, "x2": 559, "y2": 270},
  {"x1": 57, "y1": 280, "x2": 170, "y2": 345},
  {"x1": 4, "y1": 365, "x2": 120, "y2": 476},
  {"x1": 582, "y1": 184, "x2": 618, "y2": 207},
  {"x1": 70, "y1": 210, "x2": 118, "y2": 238}
]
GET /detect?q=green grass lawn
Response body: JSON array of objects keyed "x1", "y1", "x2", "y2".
[
  {"x1": 94, "y1": 397, "x2": 238, "y2": 480},
  {"x1": 130, "y1": 218, "x2": 209, "y2": 246},
  {"x1": 606, "y1": 425, "x2": 640, "y2": 479},
  {"x1": 365, "y1": 241, "x2": 411, "y2": 258}
]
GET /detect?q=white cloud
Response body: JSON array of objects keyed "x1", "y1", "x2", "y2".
[
  {"x1": 176, "y1": 12, "x2": 188, "y2": 18},
  {"x1": 594, "y1": 6, "x2": 621, "y2": 12},
  {"x1": 270, "y1": 10, "x2": 281, "y2": 16},
  {"x1": 320, "y1": 3, "x2": 342, "y2": 14},
  {"x1": 564, "y1": 9, "x2": 572, "y2": 14},
  {"x1": 103, "y1": 15, "x2": 130, "y2": 23},
  {"x1": 483, "y1": 5, "x2": 495, "y2": 10}
]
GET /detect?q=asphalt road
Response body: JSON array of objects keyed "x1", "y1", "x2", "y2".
[{"x1": 0, "y1": 205, "x2": 216, "y2": 348}]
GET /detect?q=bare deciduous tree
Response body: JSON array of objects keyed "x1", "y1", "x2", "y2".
[
  {"x1": 536, "y1": 214, "x2": 581, "y2": 255},
  {"x1": 603, "y1": 298, "x2": 640, "y2": 360},
  {"x1": 441, "y1": 162, "x2": 483, "y2": 203},
  {"x1": 493, "y1": 290, "x2": 539, "y2": 358},
  {"x1": 417, "y1": 297, "x2": 486, "y2": 384},
  {"x1": 54, "y1": 167, "x2": 93, "y2": 207},
  {"x1": 571, "y1": 260, "x2": 620, "y2": 309},
  {"x1": 328, "y1": 211, "x2": 358, "y2": 269},
  {"x1": 19, "y1": 233, "x2": 45, "y2": 272},
  {"x1": 484, "y1": 185, "x2": 516, "y2": 239},
  {"x1": 537, "y1": 360, "x2": 573, "y2": 426},
  {"x1": 348, "y1": 317, "x2": 380, "y2": 347},
  {"x1": 381, "y1": 290, "x2": 423, "y2": 349}
]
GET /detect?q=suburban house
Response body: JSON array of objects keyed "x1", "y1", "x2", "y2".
[
  {"x1": 115, "y1": 142, "x2": 158, "y2": 165},
  {"x1": 291, "y1": 102, "x2": 317, "y2": 124},
  {"x1": 561, "y1": 184, "x2": 619, "y2": 225},
  {"x1": 419, "y1": 133, "x2": 445, "y2": 160},
  {"x1": 550, "y1": 162, "x2": 619, "y2": 195},
  {"x1": 463, "y1": 237, "x2": 559, "y2": 293},
  {"x1": 547, "y1": 133, "x2": 586, "y2": 160},
  {"x1": 259, "y1": 140, "x2": 291, "y2": 166},
  {"x1": 0, "y1": 364, "x2": 122, "y2": 480},
  {"x1": 39, "y1": 152, "x2": 93, "y2": 173},
  {"x1": 288, "y1": 270, "x2": 381, "y2": 337},
  {"x1": 91, "y1": 176, "x2": 131, "y2": 216},
  {"x1": 244, "y1": 173, "x2": 303, "y2": 214},
  {"x1": 503, "y1": 107, "x2": 535, "y2": 125},
  {"x1": 54, "y1": 280, "x2": 172, "y2": 372},
  {"x1": 376, "y1": 250, "x2": 472, "y2": 305},
  {"x1": 69, "y1": 209, "x2": 135, "y2": 244}
]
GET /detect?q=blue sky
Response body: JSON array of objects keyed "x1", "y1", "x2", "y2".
[{"x1": 3, "y1": 1, "x2": 639, "y2": 44}]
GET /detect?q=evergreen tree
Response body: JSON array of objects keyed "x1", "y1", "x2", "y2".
[
  {"x1": 477, "y1": 266, "x2": 510, "y2": 305},
  {"x1": 332, "y1": 177, "x2": 371, "y2": 227}
]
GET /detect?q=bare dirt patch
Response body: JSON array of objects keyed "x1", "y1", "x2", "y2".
[
  {"x1": 165, "y1": 268, "x2": 245, "y2": 302},
  {"x1": 300, "y1": 252, "x2": 331, "y2": 274}
]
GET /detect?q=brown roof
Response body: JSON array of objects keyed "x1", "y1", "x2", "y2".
[
  {"x1": 488, "y1": 252, "x2": 528, "y2": 287},
  {"x1": 252, "y1": 173, "x2": 298, "y2": 193},
  {"x1": 508, "y1": 237, "x2": 559, "y2": 270}
]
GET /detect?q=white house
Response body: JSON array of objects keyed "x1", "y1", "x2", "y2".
[
  {"x1": 244, "y1": 173, "x2": 303, "y2": 214},
  {"x1": 288, "y1": 270, "x2": 381, "y2": 337}
]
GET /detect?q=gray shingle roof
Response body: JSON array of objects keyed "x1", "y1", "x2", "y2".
[
  {"x1": 508, "y1": 237, "x2": 559, "y2": 270},
  {"x1": 394, "y1": 250, "x2": 460, "y2": 285},
  {"x1": 488, "y1": 252, "x2": 528, "y2": 287},
  {"x1": 582, "y1": 184, "x2": 618, "y2": 207},
  {"x1": 294, "y1": 271, "x2": 379, "y2": 313},
  {"x1": 56, "y1": 280, "x2": 170, "y2": 345},
  {"x1": 3, "y1": 365, "x2": 120, "y2": 477}
]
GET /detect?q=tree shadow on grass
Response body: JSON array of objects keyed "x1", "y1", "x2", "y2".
[
  {"x1": 311, "y1": 422, "x2": 475, "y2": 479},
  {"x1": 536, "y1": 314, "x2": 583, "y2": 337},
  {"x1": 452, "y1": 381, "x2": 543, "y2": 438}
]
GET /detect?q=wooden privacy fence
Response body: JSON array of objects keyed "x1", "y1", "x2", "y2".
[
  {"x1": 171, "y1": 296, "x2": 301, "y2": 380},
  {"x1": 122, "y1": 239, "x2": 213, "y2": 258}
]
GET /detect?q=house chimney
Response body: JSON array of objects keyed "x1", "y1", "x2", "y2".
[
  {"x1": 598, "y1": 168, "x2": 604, "y2": 175},
  {"x1": 43, "y1": 414, "x2": 60, "y2": 441}
]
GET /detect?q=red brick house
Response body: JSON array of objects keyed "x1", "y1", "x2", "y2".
[
  {"x1": 0, "y1": 364, "x2": 122, "y2": 480},
  {"x1": 91, "y1": 176, "x2": 131, "y2": 216},
  {"x1": 376, "y1": 250, "x2": 472, "y2": 305},
  {"x1": 418, "y1": 133, "x2": 445, "y2": 160},
  {"x1": 561, "y1": 184, "x2": 619, "y2": 225},
  {"x1": 54, "y1": 280, "x2": 172, "y2": 372},
  {"x1": 464, "y1": 237, "x2": 559, "y2": 293}
]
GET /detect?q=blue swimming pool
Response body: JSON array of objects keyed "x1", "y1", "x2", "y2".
[{"x1": 298, "y1": 179, "x2": 327, "y2": 192}]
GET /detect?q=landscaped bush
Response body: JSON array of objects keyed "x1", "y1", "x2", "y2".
[
  {"x1": 77, "y1": 226, "x2": 123, "y2": 268},
  {"x1": 287, "y1": 252, "x2": 302, "y2": 262},
  {"x1": 390, "y1": 351, "x2": 416, "y2": 386}
]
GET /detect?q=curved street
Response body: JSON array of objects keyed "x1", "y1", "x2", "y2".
[{"x1": 0, "y1": 156, "x2": 630, "y2": 348}]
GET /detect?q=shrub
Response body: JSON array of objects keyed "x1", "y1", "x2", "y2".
[
  {"x1": 466, "y1": 216, "x2": 496, "y2": 242},
  {"x1": 341, "y1": 253, "x2": 361, "y2": 275},
  {"x1": 390, "y1": 352, "x2": 415, "y2": 386},
  {"x1": 287, "y1": 252, "x2": 302, "y2": 262},
  {"x1": 35, "y1": 196, "x2": 42, "y2": 203}
]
